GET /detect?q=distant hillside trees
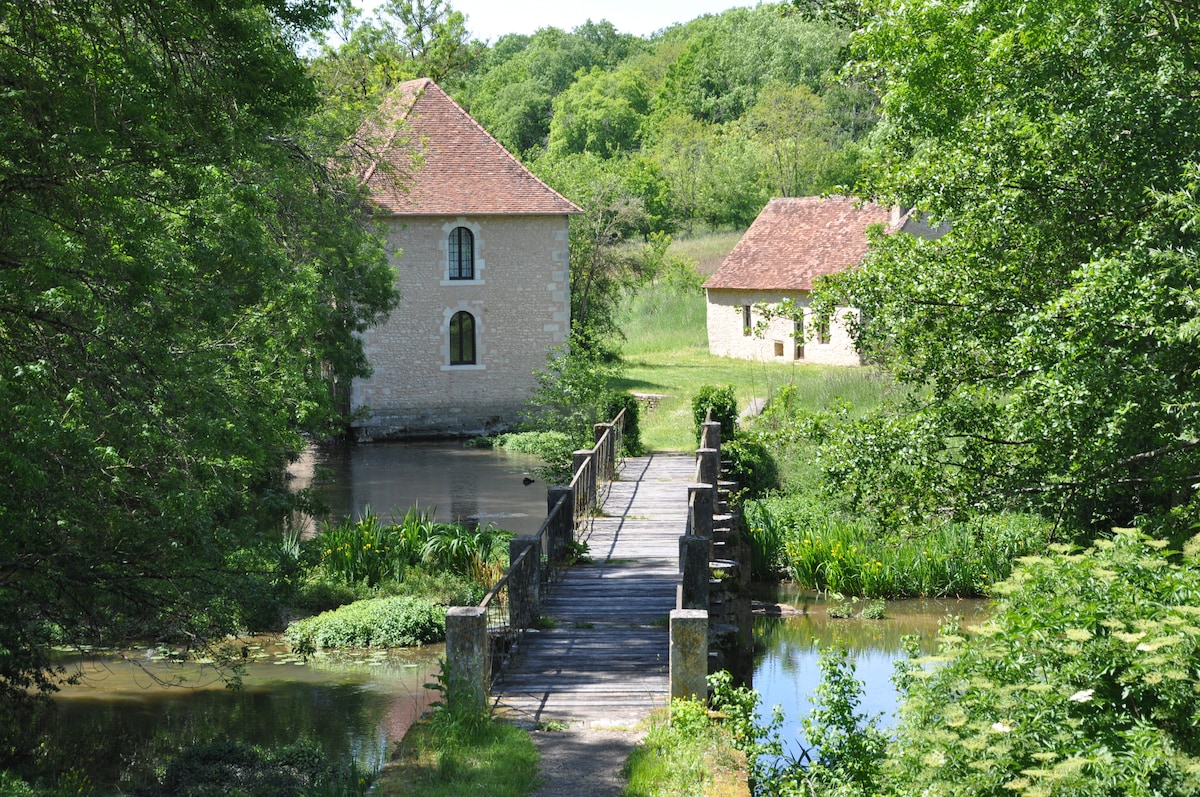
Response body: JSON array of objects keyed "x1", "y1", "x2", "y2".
[{"x1": 310, "y1": 1, "x2": 875, "y2": 332}]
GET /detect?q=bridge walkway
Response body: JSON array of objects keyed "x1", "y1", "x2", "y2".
[{"x1": 490, "y1": 452, "x2": 695, "y2": 728}]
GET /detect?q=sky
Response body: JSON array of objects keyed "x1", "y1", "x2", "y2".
[{"x1": 372, "y1": 1, "x2": 763, "y2": 43}]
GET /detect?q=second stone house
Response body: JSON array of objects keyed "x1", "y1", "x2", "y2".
[{"x1": 703, "y1": 196, "x2": 900, "y2": 366}]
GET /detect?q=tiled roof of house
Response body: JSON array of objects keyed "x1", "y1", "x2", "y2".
[
  {"x1": 703, "y1": 196, "x2": 893, "y2": 291},
  {"x1": 356, "y1": 78, "x2": 580, "y2": 216}
]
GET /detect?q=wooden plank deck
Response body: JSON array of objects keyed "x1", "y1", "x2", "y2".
[{"x1": 490, "y1": 453, "x2": 696, "y2": 728}]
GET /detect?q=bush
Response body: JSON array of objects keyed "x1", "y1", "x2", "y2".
[
  {"x1": 887, "y1": 530, "x2": 1200, "y2": 797},
  {"x1": 752, "y1": 488, "x2": 1051, "y2": 597},
  {"x1": 285, "y1": 596, "x2": 444, "y2": 650},
  {"x1": 0, "y1": 772, "x2": 35, "y2": 797},
  {"x1": 421, "y1": 523, "x2": 510, "y2": 586},
  {"x1": 308, "y1": 506, "x2": 433, "y2": 587},
  {"x1": 493, "y1": 430, "x2": 576, "y2": 484},
  {"x1": 524, "y1": 329, "x2": 622, "y2": 442},
  {"x1": 692, "y1": 384, "x2": 738, "y2": 443},
  {"x1": 722, "y1": 434, "x2": 779, "y2": 507},
  {"x1": 605, "y1": 391, "x2": 643, "y2": 456}
]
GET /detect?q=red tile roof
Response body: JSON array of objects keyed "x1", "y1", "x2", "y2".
[
  {"x1": 357, "y1": 78, "x2": 580, "y2": 216},
  {"x1": 703, "y1": 196, "x2": 893, "y2": 291}
]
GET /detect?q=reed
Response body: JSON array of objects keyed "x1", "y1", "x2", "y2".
[{"x1": 762, "y1": 502, "x2": 1051, "y2": 598}]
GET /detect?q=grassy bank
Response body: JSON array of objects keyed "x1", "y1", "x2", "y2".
[{"x1": 373, "y1": 715, "x2": 538, "y2": 797}]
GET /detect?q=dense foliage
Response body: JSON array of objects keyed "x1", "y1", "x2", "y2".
[
  {"x1": 312, "y1": 3, "x2": 873, "y2": 334},
  {"x1": 0, "y1": 0, "x2": 397, "y2": 744},
  {"x1": 819, "y1": 0, "x2": 1200, "y2": 534},
  {"x1": 886, "y1": 531, "x2": 1200, "y2": 796}
]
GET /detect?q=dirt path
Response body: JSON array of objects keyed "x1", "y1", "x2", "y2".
[{"x1": 528, "y1": 728, "x2": 645, "y2": 797}]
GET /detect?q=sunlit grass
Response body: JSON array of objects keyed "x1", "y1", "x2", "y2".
[
  {"x1": 667, "y1": 229, "x2": 745, "y2": 277},
  {"x1": 373, "y1": 715, "x2": 538, "y2": 797},
  {"x1": 622, "y1": 708, "x2": 748, "y2": 797}
]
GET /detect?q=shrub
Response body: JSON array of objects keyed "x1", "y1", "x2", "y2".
[
  {"x1": 721, "y1": 434, "x2": 779, "y2": 506},
  {"x1": 0, "y1": 772, "x2": 35, "y2": 797},
  {"x1": 421, "y1": 523, "x2": 510, "y2": 586},
  {"x1": 755, "y1": 488, "x2": 1051, "y2": 597},
  {"x1": 285, "y1": 596, "x2": 444, "y2": 650},
  {"x1": 524, "y1": 328, "x2": 622, "y2": 442},
  {"x1": 742, "y1": 500, "x2": 788, "y2": 580},
  {"x1": 605, "y1": 390, "x2": 643, "y2": 456},
  {"x1": 692, "y1": 384, "x2": 738, "y2": 443},
  {"x1": 493, "y1": 431, "x2": 576, "y2": 484},
  {"x1": 887, "y1": 530, "x2": 1200, "y2": 797},
  {"x1": 800, "y1": 649, "x2": 887, "y2": 797}
]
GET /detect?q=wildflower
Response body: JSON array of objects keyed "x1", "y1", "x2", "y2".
[
  {"x1": 1067, "y1": 689, "x2": 1094, "y2": 703},
  {"x1": 991, "y1": 721, "x2": 1013, "y2": 733}
]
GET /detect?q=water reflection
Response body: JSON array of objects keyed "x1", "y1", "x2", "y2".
[
  {"x1": 753, "y1": 589, "x2": 989, "y2": 762},
  {"x1": 295, "y1": 441, "x2": 549, "y2": 536},
  {"x1": 33, "y1": 642, "x2": 441, "y2": 792}
]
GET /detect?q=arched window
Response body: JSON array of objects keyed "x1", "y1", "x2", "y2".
[
  {"x1": 448, "y1": 227, "x2": 474, "y2": 280},
  {"x1": 449, "y1": 311, "x2": 475, "y2": 365}
]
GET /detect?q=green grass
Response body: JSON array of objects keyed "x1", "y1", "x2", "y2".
[
  {"x1": 667, "y1": 229, "x2": 745, "y2": 277},
  {"x1": 745, "y1": 494, "x2": 1053, "y2": 598},
  {"x1": 622, "y1": 707, "x2": 748, "y2": 797},
  {"x1": 373, "y1": 714, "x2": 538, "y2": 797}
]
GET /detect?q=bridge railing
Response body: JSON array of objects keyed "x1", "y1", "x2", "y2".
[
  {"x1": 444, "y1": 408, "x2": 627, "y2": 709},
  {"x1": 672, "y1": 412, "x2": 728, "y2": 701}
]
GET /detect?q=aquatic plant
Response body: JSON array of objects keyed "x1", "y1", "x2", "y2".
[{"x1": 286, "y1": 595, "x2": 444, "y2": 650}]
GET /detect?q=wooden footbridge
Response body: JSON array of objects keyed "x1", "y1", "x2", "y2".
[
  {"x1": 443, "y1": 413, "x2": 740, "y2": 729},
  {"x1": 490, "y1": 453, "x2": 695, "y2": 727}
]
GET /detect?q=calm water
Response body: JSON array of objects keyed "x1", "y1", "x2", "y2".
[
  {"x1": 294, "y1": 440, "x2": 550, "y2": 535},
  {"x1": 32, "y1": 641, "x2": 441, "y2": 792},
  {"x1": 752, "y1": 586, "x2": 989, "y2": 762}
]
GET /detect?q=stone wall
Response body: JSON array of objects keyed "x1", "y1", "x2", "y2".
[
  {"x1": 705, "y1": 288, "x2": 862, "y2": 367},
  {"x1": 351, "y1": 214, "x2": 571, "y2": 438}
]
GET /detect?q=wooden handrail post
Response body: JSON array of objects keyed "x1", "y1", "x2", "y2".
[
  {"x1": 701, "y1": 420, "x2": 722, "y2": 451},
  {"x1": 687, "y1": 484, "x2": 714, "y2": 540},
  {"x1": 679, "y1": 534, "x2": 709, "y2": 610},
  {"x1": 572, "y1": 450, "x2": 593, "y2": 511},
  {"x1": 548, "y1": 485, "x2": 574, "y2": 553},
  {"x1": 594, "y1": 423, "x2": 615, "y2": 479}
]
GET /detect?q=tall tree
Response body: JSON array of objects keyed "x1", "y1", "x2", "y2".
[
  {"x1": 531, "y1": 153, "x2": 650, "y2": 336},
  {"x1": 0, "y1": 0, "x2": 396, "y2": 742},
  {"x1": 821, "y1": 0, "x2": 1200, "y2": 532}
]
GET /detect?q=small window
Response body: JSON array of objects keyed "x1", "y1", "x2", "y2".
[
  {"x1": 449, "y1": 227, "x2": 474, "y2": 280},
  {"x1": 450, "y1": 311, "x2": 475, "y2": 364},
  {"x1": 742, "y1": 305, "x2": 752, "y2": 336},
  {"x1": 817, "y1": 319, "x2": 831, "y2": 345},
  {"x1": 794, "y1": 319, "x2": 804, "y2": 360}
]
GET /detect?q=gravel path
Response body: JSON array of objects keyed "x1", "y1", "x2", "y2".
[{"x1": 529, "y1": 728, "x2": 645, "y2": 797}]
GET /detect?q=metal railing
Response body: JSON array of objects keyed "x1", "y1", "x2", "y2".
[{"x1": 472, "y1": 408, "x2": 627, "y2": 683}]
